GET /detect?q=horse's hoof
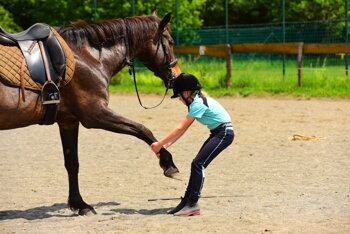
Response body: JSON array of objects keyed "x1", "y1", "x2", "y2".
[
  {"x1": 168, "y1": 172, "x2": 182, "y2": 180},
  {"x1": 164, "y1": 166, "x2": 179, "y2": 178},
  {"x1": 79, "y1": 208, "x2": 97, "y2": 216}
]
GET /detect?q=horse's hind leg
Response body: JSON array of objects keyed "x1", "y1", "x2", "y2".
[{"x1": 58, "y1": 120, "x2": 96, "y2": 215}]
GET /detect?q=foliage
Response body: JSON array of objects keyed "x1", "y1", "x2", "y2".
[
  {"x1": 288, "y1": 0, "x2": 346, "y2": 21},
  {"x1": 1, "y1": 0, "x2": 347, "y2": 32},
  {"x1": 201, "y1": 0, "x2": 347, "y2": 26},
  {"x1": 0, "y1": 0, "x2": 204, "y2": 33},
  {"x1": 0, "y1": 5, "x2": 22, "y2": 33}
]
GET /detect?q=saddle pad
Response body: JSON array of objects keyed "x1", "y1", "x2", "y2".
[{"x1": 0, "y1": 27, "x2": 75, "y2": 90}]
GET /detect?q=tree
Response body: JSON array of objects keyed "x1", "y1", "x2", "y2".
[
  {"x1": 0, "y1": 0, "x2": 205, "y2": 33},
  {"x1": 1, "y1": 0, "x2": 346, "y2": 33},
  {"x1": 0, "y1": 5, "x2": 22, "y2": 32},
  {"x1": 288, "y1": 0, "x2": 346, "y2": 21},
  {"x1": 200, "y1": 0, "x2": 346, "y2": 26}
]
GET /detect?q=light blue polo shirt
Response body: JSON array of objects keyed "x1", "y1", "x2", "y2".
[{"x1": 188, "y1": 95, "x2": 232, "y2": 130}]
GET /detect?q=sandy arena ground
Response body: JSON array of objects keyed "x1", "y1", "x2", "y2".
[{"x1": 0, "y1": 94, "x2": 349, "y2": 233}]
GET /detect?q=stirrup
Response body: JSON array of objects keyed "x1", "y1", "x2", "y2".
[{"x1": 41, "y1": 81, "x2": 60, "y2": 105}]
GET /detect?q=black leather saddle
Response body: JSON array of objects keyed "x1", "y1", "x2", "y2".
[{"x1": 0, "y1": 23, "x2": 66, "y2": 86}]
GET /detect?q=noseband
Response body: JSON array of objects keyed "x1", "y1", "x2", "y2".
[{"x1": 122, "y1": 20, "x2": 178, "y2": 109}]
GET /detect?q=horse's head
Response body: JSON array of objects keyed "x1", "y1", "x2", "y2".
[{"x1": 133, "y1": 12, "x2": 181, "y2": 89}]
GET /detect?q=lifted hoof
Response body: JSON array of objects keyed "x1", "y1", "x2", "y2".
[
  {"x1": 167, "y1": 172, "x2": 182, "y2": 181},
  {"x1": 164, "y1": 166, "x2": 180, "y2": 179},
  {"x1": 79, "y1": 208, "x2": 97, "y2": 216}
]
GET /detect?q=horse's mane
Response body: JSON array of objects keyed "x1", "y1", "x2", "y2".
[{"x1": 57, "y1": 16, "x2": 160, "y2": 50}]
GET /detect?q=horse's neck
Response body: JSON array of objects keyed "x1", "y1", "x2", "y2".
[
  {"x1": 75, "y1": 36, "x2": 130, "y2": 77},
  {"x1": 101, "y1": 45, "x2": 128, "y2": 78},
  {"x1": 124, "y1": 17, "x2": 155, "y2": 58},
  {"x1": 62, "y1": 17, "x2": 154, "y2": 78}
]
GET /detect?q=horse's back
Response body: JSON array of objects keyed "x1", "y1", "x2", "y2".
[{"x1": 0, "y1": 81, "x2": 44, "y2": 130}]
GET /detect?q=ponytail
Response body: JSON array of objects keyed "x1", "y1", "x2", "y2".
[
  {"x1": 183, "y1": 90, "x2": 209, "y2": 107},
  {"x1": 199, "y1": 90, "x2": 208, "y2": 97}
]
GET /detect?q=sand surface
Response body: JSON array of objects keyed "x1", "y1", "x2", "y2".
[{"x1": 1, "y1": 94, "x2": 349, "y2": 233}]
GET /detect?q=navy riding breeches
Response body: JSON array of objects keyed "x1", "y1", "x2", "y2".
[{"x1": 184, "y1": 124, "x2": 234, "y2": 203}]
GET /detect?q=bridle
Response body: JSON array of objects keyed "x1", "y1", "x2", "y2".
[{"x1": 122, "y1": 20, "x2": 178, "y2": 109}]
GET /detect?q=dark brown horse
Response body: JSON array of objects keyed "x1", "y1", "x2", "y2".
[{"x1": 0, "y1": 12, "x2": 181, "y2": 215}]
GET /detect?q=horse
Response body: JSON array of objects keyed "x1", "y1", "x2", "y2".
[{"x1": 0, "y1": 12, "x2": 181, "y2": 215}]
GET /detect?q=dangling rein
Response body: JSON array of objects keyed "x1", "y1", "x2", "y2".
[{"x1": 122, "y1": 20, "x2": 177, "y2": 109}]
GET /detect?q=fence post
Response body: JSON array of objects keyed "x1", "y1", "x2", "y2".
[
  {"x1": 345, "y1": 0, "x2": 349, "y2": 76},
  {"x1": 93, "y1": 0, "x2": 97, "y2": 20},
  {"x1": 297, "y1": 42, "x2": 304, "y2": 87},
  {"x1": 226, "y1": 44, "x2": 232, "y2": 88}
]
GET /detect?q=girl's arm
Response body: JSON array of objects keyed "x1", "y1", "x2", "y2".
[{"x1": 151, "y1": 116, "x2": 195, "y2": 154}]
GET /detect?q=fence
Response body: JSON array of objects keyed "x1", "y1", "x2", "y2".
[
  {"x1": 174, "y1": 43, "x2": 350, "y2": 87},
  {"x1": 173, "y1": 19, "x2": 349, "y2": 88},
  {"x1": 176, "y1": 20, "x2": 348, "y2": 45}
]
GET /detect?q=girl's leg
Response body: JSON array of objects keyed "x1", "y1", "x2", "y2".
[
  {"x1": 184, "y1": 136, "x2": 212, "y2": 199},
  {"x1": 168, "y1": 137, "x2": 214, "y2": 215},
  {"x1": 185, "y1": 129, "x2": 234, "y2": 204}
]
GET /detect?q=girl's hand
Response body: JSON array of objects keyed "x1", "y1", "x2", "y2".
[
  {"x1": 155, "y1": 152, "x2": 160, "y2": 159},
  {"x1": 151, "y1": 142, "x2": 162, "y2": 159},
  {"x1": 151, "y1": 142, "x2": 162, "y2": 154}
]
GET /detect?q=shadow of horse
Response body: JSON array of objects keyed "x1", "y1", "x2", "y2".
[
  {"x1": 0, "y1": 202, "x2": 120, "y2": 221},
  {"x1": 0, "y1": 202, "x2": 170, "y2": 220}
]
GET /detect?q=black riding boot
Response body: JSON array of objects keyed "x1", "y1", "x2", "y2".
[
  {"x1": 173, "y1": 199, "x2": 200, "y2": 216},
  {"x1": 167, "y1": 197, "x2": 187, "y2": 214}
]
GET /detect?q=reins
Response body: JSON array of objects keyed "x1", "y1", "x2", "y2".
[
  {"x1": 130, "y1": 61, "x2": 169, "y2": 110},
  {"x1": 122, "y1": 19, "x2": 177, "y2": 109}
]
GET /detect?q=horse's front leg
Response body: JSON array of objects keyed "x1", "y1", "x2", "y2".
[
  {"x1": 79, "y1": 106, "x2": 179, "y2": 178},
  {"x1": 58, "y1": 120, "x2": 96, "y2": 215}
]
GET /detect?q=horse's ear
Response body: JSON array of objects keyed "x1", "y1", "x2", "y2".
[
  {"x1": 152, "y1": 10, "x2": 158, "y2": 17},
  {"x1": 153, "y1": 13, "x2": 172, "y2": 44},
  {"x1": 159, "y1": 13, "x2": 172, "y2": 31}
]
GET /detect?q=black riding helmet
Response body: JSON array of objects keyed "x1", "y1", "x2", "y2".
[{"x1": 171, "y1": 73, "x2": 202, "y2": 99}]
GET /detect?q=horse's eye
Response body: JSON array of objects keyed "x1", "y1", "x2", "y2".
[{"x1": 163, "y1": 33, "x2": 174, "y2": 46}]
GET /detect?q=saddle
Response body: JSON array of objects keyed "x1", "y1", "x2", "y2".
[
  {"x1": 0, "y1": 23, "x2": 65, "y2": 105},
  {"x1": 0, "y1": 23, "x2": 76, "y2": 125}
]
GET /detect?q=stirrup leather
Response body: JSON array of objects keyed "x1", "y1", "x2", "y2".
[{"x1": 41, "y1": 81, "x2": 60, "y2": 104}]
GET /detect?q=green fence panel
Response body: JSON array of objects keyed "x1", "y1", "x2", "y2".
[{"x1": 177, "y1": 20, "x2": 347, "y2": 45}]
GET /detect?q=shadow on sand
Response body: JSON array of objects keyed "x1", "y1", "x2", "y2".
[
  {"x1": 0, "y1": 202, "x2": 120, "y2": 221},
  {"x1": 0, "y1": 202, "x2": 170, "y2": 221},
  {"x1": 110, "y1": 208, "x2": 170, "y2": 215}
]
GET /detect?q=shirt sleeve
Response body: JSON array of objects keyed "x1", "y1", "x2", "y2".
[{"x1": 188, "y1": 101, "x2": 207, "y2": 118}]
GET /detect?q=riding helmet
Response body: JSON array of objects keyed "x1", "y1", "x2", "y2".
[{"x1": 171, "y1": 73, "x2": 202, "y2": 98}]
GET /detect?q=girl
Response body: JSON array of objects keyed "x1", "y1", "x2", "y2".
[{"x1": 151, "y1": 73, "x2": 234, "y2": 216}]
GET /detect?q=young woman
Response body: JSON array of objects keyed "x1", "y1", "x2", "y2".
[{"x1": 151, "y1": 73, "x2": 234, "y2": 216}]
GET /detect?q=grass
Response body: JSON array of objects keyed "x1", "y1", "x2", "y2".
[{"x1": 109, "y1": 55, "x2": 350, "y2": 98}]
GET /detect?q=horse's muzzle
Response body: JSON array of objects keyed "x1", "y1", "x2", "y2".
[
  {"x1": 169, "y1": 59, "x2": 178, "y2": 68},
  {"x1": 154, "y1": 58, "x2": 178, "y2": 89},
  {"x1": 167, "y1": 73, "x2": 177, "y2": 89},
  {"x1": 166, "y1": 59, "x2": 178, "y2": 89}
]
